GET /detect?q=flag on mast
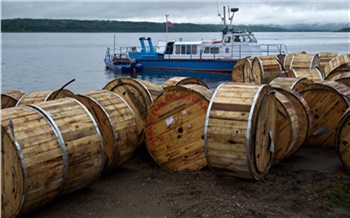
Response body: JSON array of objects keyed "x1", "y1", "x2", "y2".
[{"x1": 166, "y1": 21, "x2": 174, "y2": 27}]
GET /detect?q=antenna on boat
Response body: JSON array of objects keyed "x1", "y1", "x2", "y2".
[
  {"x1": 165, "y1": 14, "x2": 169, "y2": 41},
  {"x1": 229, "y1": 7, "x2": 239, "y2": 30}
]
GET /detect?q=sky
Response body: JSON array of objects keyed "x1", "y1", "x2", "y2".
[{"x1": 1, "y1": 1, "x2": 350, "y2": 26}]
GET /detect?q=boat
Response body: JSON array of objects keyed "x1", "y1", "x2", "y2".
[
  {"x1": 104, "y1": 7, "x2": 288, "y2": 76},
  {"x1": 104, "y1": 47, "x2": 144, "y2": 73}
]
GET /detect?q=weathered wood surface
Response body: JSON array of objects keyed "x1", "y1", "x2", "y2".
[
  {"x1": 273, "y1": 92, "x2": 299, "y2": 164},
  {"x1": 318, "y1": 52, "x2": 338, "y2": 77},
  {"x1": 1, "y1": 106, "x2": 66, "y2": 217},
  {"x1": 145, "y1": 84, "x2": 212, "y2": 171},
  {"x1": 270, "y1": 87, "x2": 311, "y2": 157},
  {"x1": 73, "y1": 90, "x2": 138, "y2": 172},
  {"x1": 329, "y1": 72, "x2": 350, "y2": 88},
  {"x1": 205, "y1": 83, "x2": 276, "y2": 180},
  {"x1": 103, "y1": 78, "x2": 163, "y2": 146},
  {"x1": 287, "y1": 69, "x2": 323, "y2": 82},
  {"x1": 251, "y1": 55, "x2": 283, "y2": 84},
  {"x1": 16, "y1": 89, "x2": 74, "y2": 107},
  {"x1": 162, "y1": 77, "x2": 209, "y2": 89},
  {"x1": 243, "y1": 57, "x2": 254, "y2": 83},
  {"x1": 336, "y1": 108, "x2": 350, "y2": 173},
  {"x1": 231, "y1": 58, "x2": 246, "y2": 83},
  {"x1": 290, "y1": 53, "x2": 319, "y2": 69},
  {"x1": 324, "y1": 54, "x2": 350, "y2": 80},
  {"x1": 269, "y1": 77, "x2": 314, "y2": 93},
  {"x1": 283, "y1": 53, "x2": 297, "y2": 71},
  {"x1": 28, "y1": 98, "x2": 104, "y2": 195},
  {"x1": 298, "y1": 81, "x2": 350, "y2": 147},
  {"x1": 1, "y1": 90, "x2": 25, "y2": 109}
]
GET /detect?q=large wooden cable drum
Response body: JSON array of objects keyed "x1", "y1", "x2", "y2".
[
  {"x1": 162, "y1": 76, "x2": 209, "y2": 89},
  {"x1": 283, "y1": 53, "x2": 296, "y2": 71},
  {"x1": 145, "y1": 84, "x2": 212, "y2": 171},
  {"x1": 298, "y1": 81, "x2": 350, "y2": 147},
  {"x1": 270, "y1": 87, "x2": 312, "y2": 157},
  {"x1": 103, "y1": 78, "x2": 163, "y2": 145},
  {"x1": 1, "y1": 106, "x2": 67, "y2": 217},
  {"x1": 336, "y1": 108, "x2": 350, "y2": 173},
  {"x1": 73, "y1": 90, "x2": 138, "y2": 172},
  {"x1": 28, "y1": 98, "x2": 104, "y2": 195},
  {"x1": 318, "y1": 52, "x2": 338, "y2": 77},
  {"x1": 324, "y1": 54, "x2": 350, "y2": 80},
  {"x1": 290, "y1": 53, "x2": 319, "y2": 69},
  {"x1": 251, "y1": 55, "x2": 283, "y2": 84},
  {"x1": 269, "y1": 77, "x2": 314, "y2": 93},
  {"x1": 204, "y1": 83, "x2": 276, "y2": 180},
  {"x1": 15, "y1": 89, "x2": 74, "y2": 107},
  {"x1": 231, "y1": 58, "x2": 246, "y2": 82},
  {"x1": 273, "y1": 92, "x2": 299, "y2": 164},
  {"x1": 287, "y1": 69, "x2": 323, "y2": 82},
  {"x1": 1, "y1": 90, "x2": 25, "y2": 109}
]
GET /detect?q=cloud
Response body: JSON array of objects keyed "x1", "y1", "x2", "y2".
[{"x1": 1, "y1": 1, "x2": 349, "y2": 25}]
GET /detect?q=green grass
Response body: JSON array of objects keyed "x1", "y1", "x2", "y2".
[{"x1": 327, "y1": 181, "x2": 350, "y2": 207}]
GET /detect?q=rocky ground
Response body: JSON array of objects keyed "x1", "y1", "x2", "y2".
[{"x1": 26, "y1": 146, "x2": 349, "y2": 218}]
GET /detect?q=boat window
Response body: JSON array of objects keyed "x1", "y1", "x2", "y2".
[
  {"x1": 249, "y1": 35, "x2": 258, "y2": 43},
  {"x1": 175, "y1": 45, "x2": 180, "y2": 54},
  {"x1": 204, "y1": 47, "x2": 210, "y2": 53},
  {"x1": 210, "y1": 47, "x2": 219, "y2": 54},
  {"x1": 186, "y1": 45, "x2": 191, "y2": 54},
  {"x1": 192, "y1": 45, "x2": 197, "y2": 54},
  {"x1": 224, "y1": 36, "x2": 231, "y2": 43},
  {"x1": 243, "y1": 35, "x2": 250, "y2": 42},
  {"x1": 181, "y1": 45, "x2": 186, "y2": 54},
  {"x1": 234, "y1": 36, "x2": 245, "y2": 42}
]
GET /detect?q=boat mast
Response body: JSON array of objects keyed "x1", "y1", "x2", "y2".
[{"x1": 165, "y1": 14, "x2": 169, "y2": 41}]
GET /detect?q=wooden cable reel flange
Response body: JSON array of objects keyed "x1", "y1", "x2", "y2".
[
  {"x1": 1, "y1": 90, "x2": 25, "y2": 109},
  {"x1": 298, "y1": 80, "x2": 350, "y2": 147},
  {"x1": 73, "y1": 90, "x2": 138, "y2": 172},
  {"x1": 290, "y1": 53, "x2": 319, "y2": 69},
  {"x1": 318, "y1": 52, "x2": 338, "y2": 77},
  {"x1": 251, "y1": 55, "x2": 283, "y2": 84},
  {"x1": 162, "y1": 76, "x2": 209, "y2": 89},
  {"x1": 145, "y1": 84, "x2": 212, "y2": 171},
  {"x1": 324, "y1": 54, "x2": 350, "y2": 80},
  {"x1": 204, "y1": 83, "x2": 276, "y2": 180},
  {"x1": 336, "y1": 108, "x2": 350, "y2": 173},
  {"x1": 328, "y1": 72, "x2": 350, "y2": 88},
  {"x1": 1, "y1": 106, "x2": 68, "y2": 217}
]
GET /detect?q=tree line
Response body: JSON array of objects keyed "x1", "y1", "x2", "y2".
[
  {"x1": 2, "y1": 19, "x2": 348, "y2": 32},
  {"x1": 2, "y1": 18, "x2": 288, "y2": 32}
]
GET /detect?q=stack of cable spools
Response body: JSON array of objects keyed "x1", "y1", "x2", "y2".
[
  {"x1": 1, "y1": 78, "x2": 164, "y2": 217},
  {"x1": 228, "y1": 53, "x2": 350, "y2": 176},
  {"x1": 2, "y1": 52, "x2": 350, "y2": 217}
]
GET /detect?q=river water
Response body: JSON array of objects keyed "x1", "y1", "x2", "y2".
[{"x1": 2, "y1": 32, "x2": 349, "y2": 93}]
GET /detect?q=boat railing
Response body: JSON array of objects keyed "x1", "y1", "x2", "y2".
[
  {"x1": 116, "y1": 44, "x2": 288, "y2": 60},
  {"x1": 260, "y1": 44, "x2": 288, "y2": 56}
]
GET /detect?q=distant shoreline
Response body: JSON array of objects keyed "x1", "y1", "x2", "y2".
[{"x1": 2, "y1": 18, "x2": 349, "y2": 32}]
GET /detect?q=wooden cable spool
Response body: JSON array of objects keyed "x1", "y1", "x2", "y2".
[
  {"x1": 270, "y1": 87, "x2": 312, "y2": 157},
  {"x1": 290, "y1": 53, "x2": 319, "y2": 69},
  {"x1": 231, "y1": 58, "x2": 246, "y2": 82},
  {"x1": 145, "y1": 84, "x2": 212, "y2": 171},
  {"x1": 317, "y1": 52, "x2": 338, "y2": 77},
  {"x1": 243, "y1": 57, "x2": 254, "y2": 83},
  {"x1": 28, "y1": 98, "x2": 104, "y2": 195},
  {"x1": 15, "y1": 89, "x2": 74, "y2": 107},
  {"x1": 204, "y1": 83, "x2": 276, "y2": 180},
  {"x1": 73, "y1": 90, "x2": 138, "y2": 172},
  {"x1": 162, "y1": 77, "x2": 209, "y2": 89},
  {"x1": 329, "y1": 72, "x2": 350, "y2": 88},
  {"x1": 103, "y1": 78, "x2": 163, "y2": 145},
  {"x1": 1, "y1": 90, "x2": 25, "y2": 109},
  {"x1": 251, "y1": 55, "x2": 283, "y2": 84},
  {"x1": 269, "y1": 77, "x2": 314, "y2": 93},
  {"x1": 324, "y1": 54, "x2": 350, "y2": 80},
  {"x1": 1, "y1": 106, "x2": 67, "y2": 217},
  {"x1": 336, "y1": 108, "x2": 350, "y2": 173},
  {"x1": 283, "y1": 53, "x2": 296, "y2": 71},
  {"x1": 298, "y1": 80, "x2": 350, "y2": 147},
  {"x1": 287, "y1": 68, "x2": 324, "y2": 82},
  {"x1": 273, "y1": 92, "x2": 299, "y2": 164}
]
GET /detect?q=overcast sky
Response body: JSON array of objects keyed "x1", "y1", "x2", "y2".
[{"x1": 2, "y1": 1, "x2": 350, "y2": 26}]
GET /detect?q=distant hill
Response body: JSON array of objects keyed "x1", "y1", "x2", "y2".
[{"x1": 1, "y1": 18, "x2": 348, "y2": 32}]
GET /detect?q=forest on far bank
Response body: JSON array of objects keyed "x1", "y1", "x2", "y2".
[{"x1": 2, "y1": 18, "x2": 349, "y2": 33}]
